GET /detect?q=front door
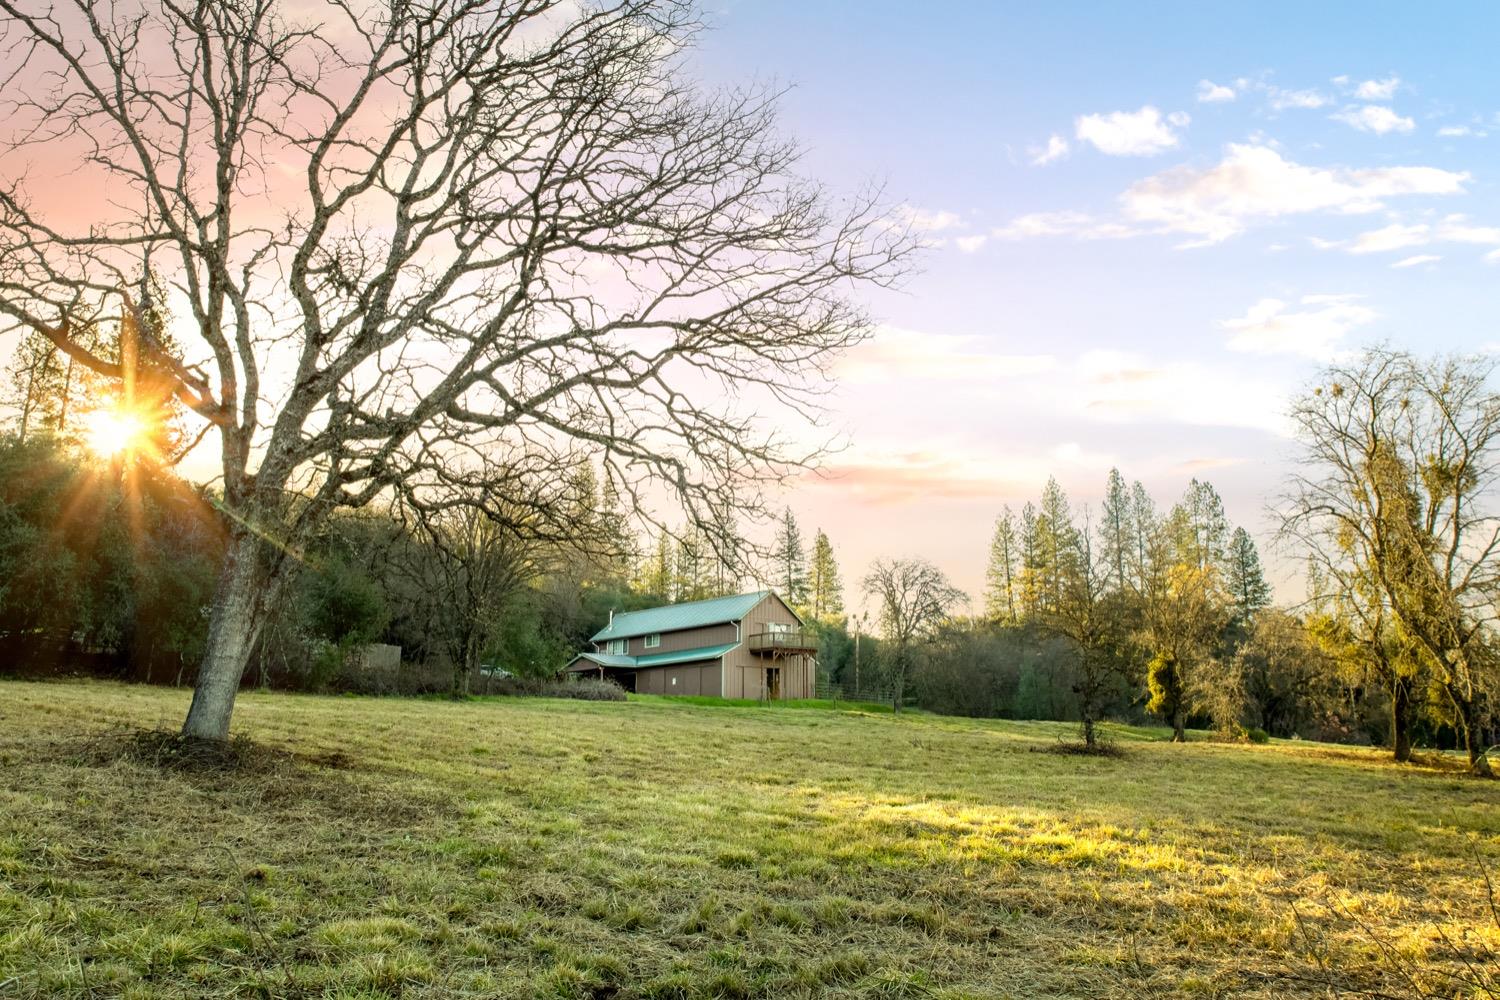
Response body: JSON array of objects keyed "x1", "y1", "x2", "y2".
[{"x1": 766, "y1": 667, "x2": 781, "y2": 700}]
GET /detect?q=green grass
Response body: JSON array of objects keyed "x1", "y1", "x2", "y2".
[
  {"x1": 626, "y1": 694, "x2": 897, "y2": 713},
  {"x1": 1, "y1": 679, "x2": 1497, "y2": 999}
]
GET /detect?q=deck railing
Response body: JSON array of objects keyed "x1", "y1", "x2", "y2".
[{"x1": 746, "y1": 629, "x2": 819, "y2": 654}]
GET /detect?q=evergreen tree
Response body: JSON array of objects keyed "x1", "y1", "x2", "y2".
[
  {"x1": 645, "y1": 529, "x2": 674, "y2": 600},
  {"x1": 1037, "y1": 477, "x2": 1077, "y2": 613},
  {"x1": 675, "y1": 526, "x2": 709, "y2": 602},
  {"x1": 1100, "y1": 468, "x2": 1131, "y2": 592},
  {"x1": 773, "y1": 507, "x2": 808, "y2": 607},
  {"x1": 1128, "y1": 480, "x2": 1156, "y2": 593},
  {"x1": 983, "y1": 507, "x2": 1018, "y2": 624},
  {"x1": 806, "y1": 529, "x2": 844, "y2": 622},
  {"x1": 1182, "y1": 478, "x2": 1230, "y2": 572},
  {"x1": 1225, "y1": 527, "x2": 1272, "y2": 625},
  {"x1": 1018, "y1": 501, "x2": 1043, "y2": 620}
]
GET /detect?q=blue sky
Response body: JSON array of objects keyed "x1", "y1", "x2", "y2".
[{"x1": 686, "y1": 2, "x2": 1500, "y2": 603}]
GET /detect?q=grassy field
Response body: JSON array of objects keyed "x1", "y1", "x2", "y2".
[{"x1": 1, "y1": 680, "x2": 1498, "y2": 999}]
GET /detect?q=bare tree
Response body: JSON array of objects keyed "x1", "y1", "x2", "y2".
[
  {"x1": 1284, "y1": 349, "x2": 1500, "y2": 775},
  {"x1": 0, "y1": 0, "x2": 911, "y2": 739},
  {"x1": 861, "y1": 557, "x2": 964, "y2": 712}
]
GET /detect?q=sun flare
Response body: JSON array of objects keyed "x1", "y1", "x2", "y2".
[{"x1": 83, "y1": 407, "x2": 147, "y2": 458}]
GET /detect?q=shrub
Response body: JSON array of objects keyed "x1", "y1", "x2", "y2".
[
  {"x1": 481, "y1": 676, "x2": 626, "y2": 702},
  {"x1": 1246, "y1": 727, "x2": 1270, "y2": 744}
]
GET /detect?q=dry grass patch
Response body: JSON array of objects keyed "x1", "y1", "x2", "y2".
[{"x1": 0, "y1": 679, "x2": 1497, "y2": 998}]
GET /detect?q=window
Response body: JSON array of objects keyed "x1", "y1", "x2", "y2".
[
  {"x1": 768, "y1": 622, "x2": 791, "y2": 635},
  {"x1": 644, "y1": 633, "x2": 661, "y2": 649},
  {"x1": 606, "y1": 639, "x2": 627, "y2": 655}
]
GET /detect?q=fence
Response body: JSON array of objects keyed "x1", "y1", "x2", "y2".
[{"x1": 814, "y1": 675, "x2": 902, "y2": 706}]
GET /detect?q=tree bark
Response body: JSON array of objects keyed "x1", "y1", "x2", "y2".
[
  {"x1": 181, "y1": 533, "x2": 267, "y2": 740},
  {"x1": 1171, "y1": 705, "x2": 1186, "y2": 743},
  {"x1": 1457, "y1": 696, "x2": 1493, "y2": 777},
  {"x1": 1390, "y1": 673, "x2": 1413, "y2": 764}
]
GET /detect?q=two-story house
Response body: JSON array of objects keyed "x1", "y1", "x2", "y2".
[{"x1": 566, "y1": 590, "x2": 817, "y2": 699}]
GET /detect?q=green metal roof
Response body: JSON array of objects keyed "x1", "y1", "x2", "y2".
[
  {"x1": 567, "y1": 651, "x2": 635, "y2": 670},
  {"x1": 591, "y1": 590, "x2": 774, "y2": 642},
  {"x1": 635, "y1": 642, "x2": 739, "y2": 667},
  {"x1": 567, "y1": 642, "x2": 740, "y2": 672}
]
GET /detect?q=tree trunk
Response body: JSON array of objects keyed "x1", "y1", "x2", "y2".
[
  {"x1": 1171, "y1": 705, "x2": 1186, "y2": 743},
  {"x1": 181, "y1": 533, "x2": 267, "y2": 740},
  {"x1": 1457, "y1": 697, "x2": 1493, "y2": 777},
  {"x1": 1390, "y1": 673, "x2": 1413, "y2": 764}
]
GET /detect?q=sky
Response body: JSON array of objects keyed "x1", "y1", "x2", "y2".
[
  {"x1": 5, "y1": 1, "x2": 1500, "y2": 612},
  {"x1": 681, "y1": 1, "x2": 1500, "y2": 607}
]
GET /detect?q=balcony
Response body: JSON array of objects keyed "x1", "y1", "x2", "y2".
[{"x1": 747, "y1": 629, "x2": 819, "y2": 655}]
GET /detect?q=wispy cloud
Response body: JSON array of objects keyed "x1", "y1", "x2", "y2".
[
  {"x1": 1220, "y1": 294, "x2": 1377, "y2": 359},
  {"x1": 1075, "y1": 106, "x2": 1190, "y2": 156},
  {"x1": 1438, "y1": 124, "x2": 1486, "y2": 138},
  {"x1": 990, "y1": 210, "x2": 1140, "y2": 241},
  {"x1": 1353, "y1": 76, "x2": 1401, "y2": 101},
  {"x1": 839, "y1": 326, "x2": 1056, "y2": 384},
  {"x1": 1030, "y1": 133, "x2": 1070, "y2": 165},
  {"x1": 1265, "y1": 86, "x2": 1329, "y2": 111},
  {"x1": 1121, "y1": 144, "x2": 1469, "y2": 244},
  {"x1": 1333, "y1": 104, "x2": 1415, "y2": 134},
  {"x1": 1196, "y1": 79, "x2": 1237, "y2": 103},
  {"x1": 954, "y1": 234, "x2": 988, "y2": 254},
  {"x1": 1391, "y1": 254, "x2": 1441, "y2": 268},
  {"x1": 1320, "y1": 215, "x2": 1500, "y2": 255}
]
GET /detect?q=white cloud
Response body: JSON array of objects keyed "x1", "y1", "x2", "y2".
[
  {"x1": 1074, "y1": 349, "x2": 1290, "y2": 435},
  {"x1": 990, "y1": 211, "x2": 1140, "y2": 241},
  {"x1": 1348, "y1": 223, "x2": 1431, "y2": 253},
  {"x1": 955, "y1": 234, "x2": 988, "y2": 254},
  {"x1": 1391, "y1": 254, "x2": 1440, "y2": 268},
  {"x1": 1334, "y1": 104, "x2": 1415, "y2": 134},
  {"x1": 1327, "y1": 215, "x2": 1500, "y2": 255},
  {"x1": 1354, "y1": 76, "x2": 1401, "y2": 101},
  {"x1": 1030, "y1": 134, "x2": 1070, "y2": 166},
  {"x1": 840, "y1": 326, "x2": 1056, "y2": 384},
  {"x1": 1487, "y1": 249, "x2": 1500, "y2": 264},
  {"x1": 1197, "y1": 80, "x2": 1237, "y2": 103},
  {"x1": 896, "y1": 204, "x2": 962, "y2": 232},
  {"x1": 1438, "y1": 125, "x2": 1485, "y2": 138},
  {"x1": 1220, "y1": 294, "x2": 1378, "y2": 359},
  {"x1": 1075, "y1": 106, "x2": 1190, "y2": 156},
  {"x1": 1121, "y1": 144, "x2": 1469, "y2": 244},
  {"x1": 1266, "y1": 87, "x2": 1329, "y2": 111}
]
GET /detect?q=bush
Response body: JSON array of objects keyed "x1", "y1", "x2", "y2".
[
  {"x1": 482, "y1": 676, "x2": 626, "y2": 702},
  {"x1": 1246, "y1": 727, "x2": 1270, "y2": 744}
]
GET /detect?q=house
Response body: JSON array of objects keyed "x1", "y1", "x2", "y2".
[{"x1": 566, "y1": 590, "x2": 817, "y2": 699}]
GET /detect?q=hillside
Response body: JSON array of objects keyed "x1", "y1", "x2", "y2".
[{"x1": 1, "y1": 680, "x2": 1497, "y2": 998}]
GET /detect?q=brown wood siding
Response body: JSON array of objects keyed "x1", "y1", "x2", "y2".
[
  {"x1": 603, "y1": 622, "x2": 738, "y2": 657},
  {"x1": 722, "y1": 594, "x2": 814, "y2": 699},
  {"x1": 633, "y1": 661, "x2": 721, "y2": 697}
]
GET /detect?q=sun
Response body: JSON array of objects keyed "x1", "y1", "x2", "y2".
[{"x1": 83, "y1": 407, "x2": 148, "y2": 458}]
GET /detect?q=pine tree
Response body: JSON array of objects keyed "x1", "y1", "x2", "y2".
[
  {"x1": 983, "y1": 507, "x2": 1018, "y2": 624},
  {"x1": 1182, "y1": 478, "x2": 1229, "y2": 572},
  {"x1": 1018, "y1": 501, "x2": 1043, "y2": 620},
  {"x1": 1128, "y1": 480, "x2": 1156, "y2": 593},
  {"x1": 1100, "y1": 468, "x2": 1131, "y2": 592},
  {"x1": 1226, "y1": 527, "x2": 1271, "y2": 624},
  {"x1": 675, "y1": 526, "x2": 709, "y2": 602},
  {"x1": 773, "y1": 507, "x2": 808, "y2": 608},
  {"x1": 644, "y1": 529, "x2": 674, "y2": 600},
  {"x1": 1037, "y1": 477, "x2": 1077, "y2": 613},
  {"x1": 806, "y1": 529, "x2": 844, "y2": 622}
]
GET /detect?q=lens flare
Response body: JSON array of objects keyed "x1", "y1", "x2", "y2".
[{"x1": 83, "y1": 407, "x2": 147, "y2": 458}]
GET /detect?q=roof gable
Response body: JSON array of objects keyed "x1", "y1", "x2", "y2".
[{"x1": 591, "y1": 590, "x2": 773, "y2": 641}]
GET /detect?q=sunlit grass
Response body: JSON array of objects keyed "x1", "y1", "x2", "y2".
[{"x1": 0, "y1": 679, "x2": 1496, "y2": 998}]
